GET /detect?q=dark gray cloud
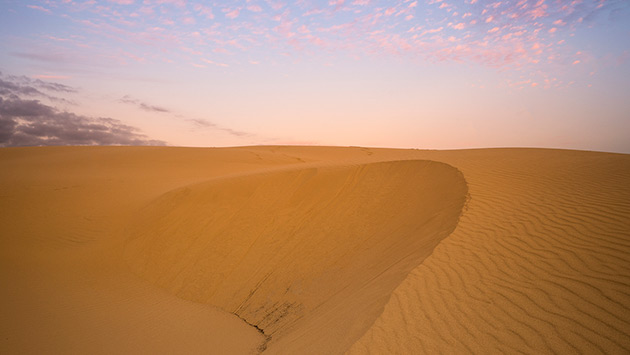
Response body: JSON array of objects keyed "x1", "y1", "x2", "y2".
[
  {"x1": 0, "y1": 96, "x2": 165, "y2": 147},
  {"x1": 0, "y1": 78, "x2": 44, "y2": 97},
  {"x1": 120, "y1": 95, "x2": 170, "y2": 113},
  {"x1": 0, "y1": 97, "x2": 55, "y2": 117},
  {"x1": 0, "y1": 72, "x2": 77, "y2": 104},
  {"x1": 5, "y1": 74, "x2": 77, "y2": 93}
]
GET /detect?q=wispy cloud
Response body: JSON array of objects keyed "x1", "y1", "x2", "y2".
[
  {"x1": 224, "y1": 8, "x2": 241, "y2": 19},
  {"x1": 188, "y1": 118, "x2": 250, "y2": 137},
  {"x1": 108, "y1": 0, "x2": 135, "y2": 4},
  {"x1": 119, "y1": 94, "x2": 254, "y2": 138},
  {"x1": 119, "y1": 95, "x2": 170, "y2": 113},
  {"x1": 26, "y1": 5, "x2": 51, "y2": 13},
  {"x1": 10, "y1": 51, "x2": 70, "y2": 63}
]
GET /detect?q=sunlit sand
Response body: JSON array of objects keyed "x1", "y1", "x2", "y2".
[{"x1": 1, "y1": 146, "x2": 629, "y2": 354}]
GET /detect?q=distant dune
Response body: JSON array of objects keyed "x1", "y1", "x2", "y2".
[{"x1": 1, "y1": 146, "x2": 629, "y2": 354}]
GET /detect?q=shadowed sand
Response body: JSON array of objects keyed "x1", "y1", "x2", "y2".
[{"x1": 1, "y1": 146, "x2": 629, "y2": 354}]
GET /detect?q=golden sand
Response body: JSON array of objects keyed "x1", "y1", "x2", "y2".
[{"x1": 1, "y1": 146, "x2": 629, "y2": 354}]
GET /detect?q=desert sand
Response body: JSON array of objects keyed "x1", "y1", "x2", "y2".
[{"x1": 1, "y1": 146, "x2": 629, "y2": 354}]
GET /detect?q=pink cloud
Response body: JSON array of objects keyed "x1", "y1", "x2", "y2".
[
  {"x1": 193, "y1": 4, "x2": 214, "y2": 19},
  {"x1": 155, "y1": 0, "x2": 186, "y2": 7},
  {"x1": 265, "y1": 0, "x2": 285, "y2": 11},
  {"x1": 529, "y1": 4, "x2": 547, "y2": 19},
  {"x1": 310, "y1": 36, "x2": 325, "y2": 46},
  {"x1": 139, "y1": 6, "x2": 154, "y2": 15},
  {"x1": 202, "y1": 58, "x2": 229, "y2": 67},
  {"x1": 120, "y1": 49, "x2": 145, "y2": 63},
  {"x1": 303, "y1": 8, "x2": 324, "y2": 16},
  {"x1": 108, "y1": 0, "x2": 134, "y2": 4},
  {"x1": 27, "y1": 5, "x2": 51, "y2": 13},
  {"x1": 423, "y1": 27, "x2": 443, "y2": 35},
  {"x1": 225, "y1": 8, "x2": 240, "y2": 19},
  {"x1": 247, "y1": 5, "x2": 262, "y2": 12},
  {"x1": 453, "y1": 23, "x2": 465, "y2": 30}
]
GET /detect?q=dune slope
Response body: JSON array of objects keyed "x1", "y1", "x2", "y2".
[
  {"x1": 0, "y1": 146, "x2": 302, "y2": 354},
  {"x1": 125, "y1": 160, "x2": 467, "y2": 353}
]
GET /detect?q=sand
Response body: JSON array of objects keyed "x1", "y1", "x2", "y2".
[{"x1": 1, "y1": 146, "x2": 629, "y2": 354}]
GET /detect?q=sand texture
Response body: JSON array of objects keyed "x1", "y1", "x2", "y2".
[{"x1": 1, "y1": 146, "x2": 629, "y2": 354}]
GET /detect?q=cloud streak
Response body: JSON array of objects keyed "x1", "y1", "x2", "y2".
[
  {"x1": 188, "y1": 118, "x2": 250, "y2": 138},
  {"x1": 118, "y1": 95, "x2": 253, "y2": 138},
  {"x1": 119, "y1": 95, "x2": 170, "y2": 113}
]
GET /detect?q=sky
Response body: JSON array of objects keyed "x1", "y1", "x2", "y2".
[{"x1": 0, "y1": 0, "x2": 629, "y2": 152}]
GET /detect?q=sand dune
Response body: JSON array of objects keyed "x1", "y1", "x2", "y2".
[
  {"x1": 125, "y1": 160, "x2": 467, "y2": 353},
  {"x1": 1, "y1": 146, "x2": 629, "y2": 354}
]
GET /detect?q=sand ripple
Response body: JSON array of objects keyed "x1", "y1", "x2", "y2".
[{"x1": 348, "y1": 149, "x2": 630, "y2": 354}]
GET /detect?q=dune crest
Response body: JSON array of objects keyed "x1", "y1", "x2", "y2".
[{"x1": 125, "y1": 160, "x2": 467, "y2": 353}]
